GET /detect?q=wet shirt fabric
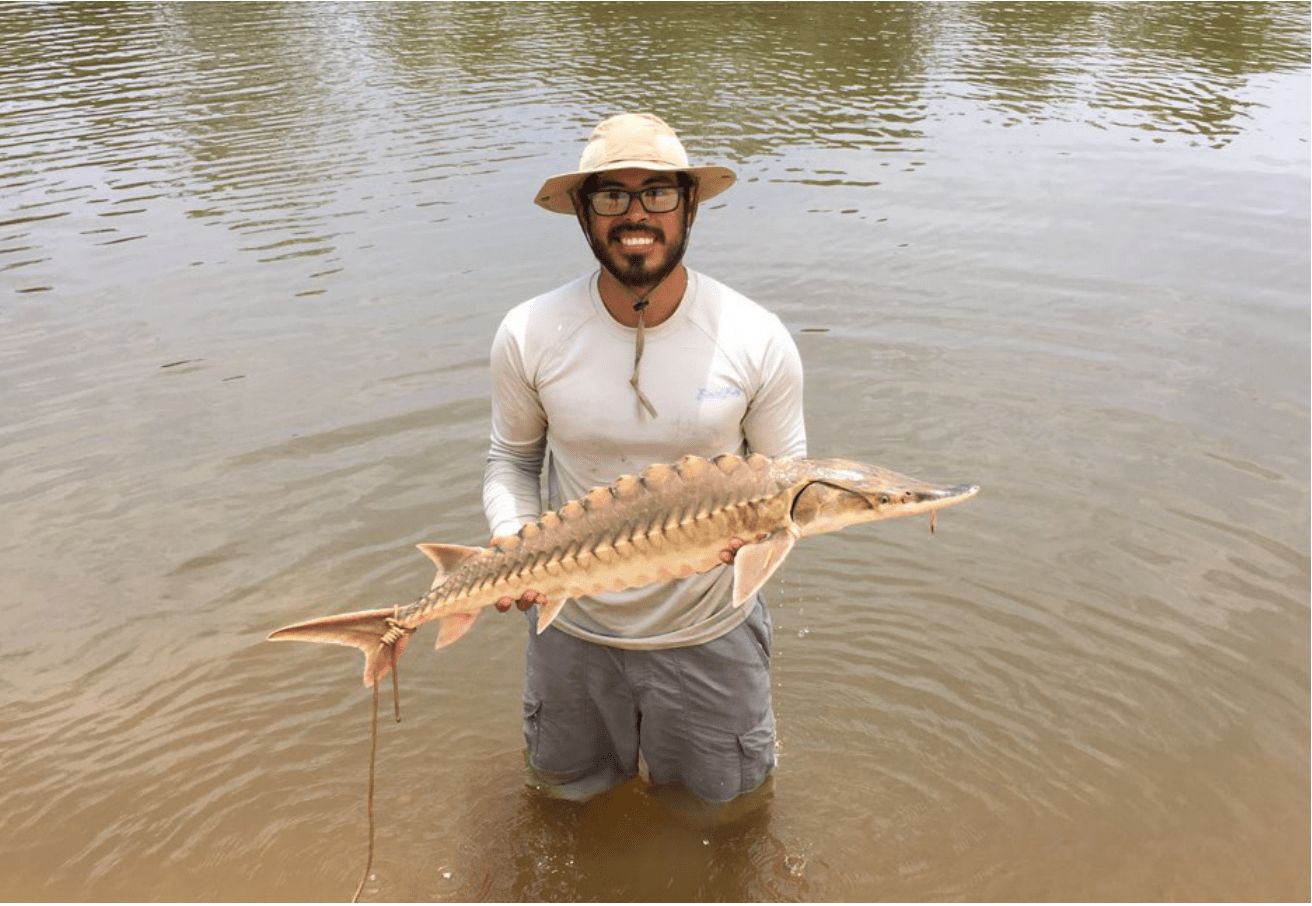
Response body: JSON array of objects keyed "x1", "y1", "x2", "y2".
[{"x1": 483, "y1": 268, "x2": 806, "y2": 650}]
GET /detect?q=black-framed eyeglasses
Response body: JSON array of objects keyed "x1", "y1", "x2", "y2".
[{"x1": 585, "y1": 185, "x2": 684, "y2": 217}]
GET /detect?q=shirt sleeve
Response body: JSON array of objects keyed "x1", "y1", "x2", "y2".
[
  {"x1": 742, "y1": 315, "x2": 808, "y2": 460},
  {"x1": 482, "y1": 311, "x2": 548, "y2": 539}
]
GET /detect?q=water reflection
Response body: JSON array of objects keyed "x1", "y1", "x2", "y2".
[{"x1": 3, "y1": 3, "x2": 1307, "y2": 295}]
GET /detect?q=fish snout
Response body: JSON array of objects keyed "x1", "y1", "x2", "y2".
[
  {"x1": 909, "y1": 484, "x2": 979, "y2": 504},
  {"x1": 869, "y1": 483, "x2": 977, "y2": 507}
]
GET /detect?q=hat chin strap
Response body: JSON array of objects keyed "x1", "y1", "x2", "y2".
[{"x1": 621, "y1": 280, "x2": 662, "y2": 420}]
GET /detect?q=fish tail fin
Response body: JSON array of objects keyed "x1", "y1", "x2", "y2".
[{"x1": 267, "y1": 607, "x2": 413, "y2": 688}]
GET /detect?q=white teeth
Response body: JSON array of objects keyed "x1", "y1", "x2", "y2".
[{"x1": 621, "y1": 236, "x2": 655, "y2": 246}]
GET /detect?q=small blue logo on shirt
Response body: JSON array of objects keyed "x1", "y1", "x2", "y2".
[{"x1": 696, "y1": 386, "x2": 743, "y2": 401}]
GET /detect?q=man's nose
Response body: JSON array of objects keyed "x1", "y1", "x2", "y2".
[{"x1": 619, "y1": 194, "x2": 648, "y2": 219}]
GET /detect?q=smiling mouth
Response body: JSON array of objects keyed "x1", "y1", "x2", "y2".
[{"x1": 611, "y1": 227, "x2": 662, "y2": 249}]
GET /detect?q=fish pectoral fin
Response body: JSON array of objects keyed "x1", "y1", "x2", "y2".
[
  {"x1": 416, "y1": 543, "x2": 484, "y2": 582},
  {"x1": 732, "y1": 530, "x2": 797, "y2": 608},
  {"x1": 535, "y1": 598, "x2": 566, "y2": 634},
  {"x1": 434, "y1": 611, "x2": 480, "y2": 649}
]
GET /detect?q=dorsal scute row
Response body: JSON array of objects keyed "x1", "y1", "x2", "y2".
[
  {"x1": 416, "y1": 453, "x2": 788, "y2": 616},
  {"x1": 490, "y1": 454, "x2": 776, "y2": 558},
  {"x1": 509, "y1": 453, "x2": 777, "y2": 546}
]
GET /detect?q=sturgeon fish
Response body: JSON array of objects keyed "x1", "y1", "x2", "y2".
[{"x1": 268, "y1": 453, "x2": 979, "y2": 686}]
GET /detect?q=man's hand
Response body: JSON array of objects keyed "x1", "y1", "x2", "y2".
[
  {"x1": 718, "y1": 534, "x2": 765, "y2": 565},
  {"x1": 494, "y1": 589, "x2": 546, "y2": 613},
  {"x1": 489, "y1": 535, "x2": 546, "y2": 612}
]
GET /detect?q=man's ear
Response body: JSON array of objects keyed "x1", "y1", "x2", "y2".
[
  {"x1": 685, "y1": 182, "x2": 700, "y2": 229},
  {"x1": 571, "y1": 190, "x2": 593, "y2": 241}
]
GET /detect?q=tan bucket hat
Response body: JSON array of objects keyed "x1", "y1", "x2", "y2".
[{"x1": 535, "y1": 113, "x2": 737, "y2": 214}]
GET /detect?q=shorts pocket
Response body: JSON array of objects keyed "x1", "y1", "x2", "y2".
[
  {"x1": 743, "y1": 599, "x2": 773, "y2": 669},
  {"x1": 736, "y1": 709, "x2": 777, "y2": 795},
  {"x1": 522, "y1": 698, "x2": 542, "y2": 761}
]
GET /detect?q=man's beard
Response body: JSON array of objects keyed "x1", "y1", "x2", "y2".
[{"x1": 590, "y1": 221, "x2": 689, "y2": 291}]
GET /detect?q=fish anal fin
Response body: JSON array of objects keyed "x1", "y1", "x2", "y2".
[
  {"x1": 535, "y1": 598, "x2": 565, "y2": 634},
  {"x1": 434, "y1": 611, "x2": 480, "y2": 649},
  {"x1": 732, "y1": 530, "x2": 797, "y2": 608},
  {"x1": 416, "y1": 543, "x2": 483, "y2": 583}
]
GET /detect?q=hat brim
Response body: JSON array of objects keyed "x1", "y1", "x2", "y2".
[{"x1": 535, "y1": 163, "x2": 737, "y2": 214}]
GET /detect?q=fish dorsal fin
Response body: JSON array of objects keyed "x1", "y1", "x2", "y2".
[
  {"x1": 416, "y1": 543, "x2": 482, "y2": 580},
  {"x1": 731, "y1": 530, "x2": 797, "y2": 608}
]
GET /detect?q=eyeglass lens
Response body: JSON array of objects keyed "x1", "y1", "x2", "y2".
[{"x1": 588, "y1": 186, "x2": 681, "y2": 216}]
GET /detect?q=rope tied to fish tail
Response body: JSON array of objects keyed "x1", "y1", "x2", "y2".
[
  {"x1": 378, "y1": 621, "x2": 407, "y2": 648},
  {"x1": 352, "y1": 609, "x2": 412, "y2": 902},
  {"x1": 379, "y1": 610, "x2": 410, "y2": 722}
]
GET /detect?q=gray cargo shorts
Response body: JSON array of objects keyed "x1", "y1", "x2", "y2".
[{"x1": 521, "y1": 600, "x2": 775, "y2": 803}]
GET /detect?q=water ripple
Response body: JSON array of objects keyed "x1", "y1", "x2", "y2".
[{"x1": 0, "y1": 2, "x2": 1307, "y2": 902}]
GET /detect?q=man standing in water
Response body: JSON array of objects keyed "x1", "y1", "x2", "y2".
[{"x1": 483, "y1": 113, "x2": 806, "y2": 809}]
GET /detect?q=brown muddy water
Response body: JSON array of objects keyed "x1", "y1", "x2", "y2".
[{"x1": 1, "y1": 2, "x2": 1308, "y2": 901}]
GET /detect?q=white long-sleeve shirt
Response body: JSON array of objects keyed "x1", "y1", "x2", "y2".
[{"x1": 483, "y1": 268, "x2": 806, "y2": 649}]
